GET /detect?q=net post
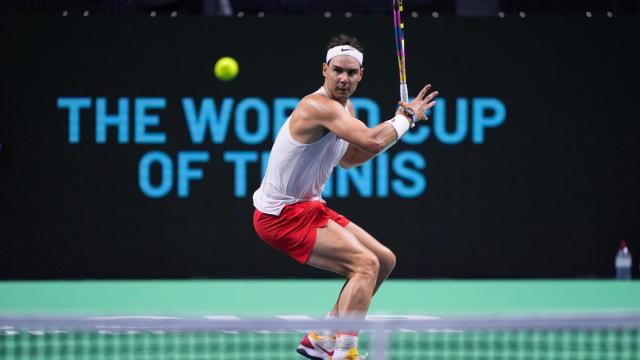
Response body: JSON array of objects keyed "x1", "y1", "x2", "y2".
[{"x1": 371, "y1": 322, "x2": 389, "y2": 360}]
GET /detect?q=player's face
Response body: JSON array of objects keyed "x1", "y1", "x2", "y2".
[{"x1": 322, "y1": 55, "x2": 364, "y2": 101}]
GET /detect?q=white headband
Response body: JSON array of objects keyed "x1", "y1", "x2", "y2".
[{"x1": 326, "y1": 45, "x2": 363, "y2": 66}]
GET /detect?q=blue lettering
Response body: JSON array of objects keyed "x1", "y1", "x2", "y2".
[
  {"x1": 135, "y1": 97, "x2": 166, "y2": 144},
  {"x1": 57, "y1": 97, "x2": 92, "y2": 143},
  {"x1": 434, "y1": 98, "x2": 468, "y2": 145},
  {"x1": 392, "y1": 151, "x2": 426, "y2": 197},
  {"x1": 235, "y1": 98, "x2": 269, "y2": 144},
  {"x1": 223, "y1": 151, "x2": 258, "y2": 197},
  {"x1": 273, "y1": 98, "x2": 298, "y2": 139},
  {"x1": 177, "y1": 151, "x2": 209, "y2": 197},
  {"x1": 401, "y1": 121, "x2": 430, "y2": 144},
  {"x1": 139, "y1": 151, "x2": 173, "y2": 198},
  {"x1": 337, "y1": 162, "x2": 373, "y2": 197},
  {"x1": 260, "y1": 151, "x2": 270, "y2": 179},
  {"x1": 351, "y1": 98, "x2": 380, "y2": 127},
  {"x1": 323, "y1": 173, "x2": 334, "y2": 198},
  {"x1": 96, "y1": 97, "x2": 129, "y2": 143},
  {"x1": 472, "y1": 98, "x2": 506, "y2": 144},
  {"x1": 376, "y1": 152, "x2": 389, "y2": 197},
  {"x1": 182, "y1": 97, "x2": 234, "y2": 144}
]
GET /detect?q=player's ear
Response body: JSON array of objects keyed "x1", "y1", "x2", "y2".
[
  {"x1": 322, "y1": 63, "x2": 329, "y2": 77},
  {"x1": 359, "y1": 67, "x2": 364, "y2": 81}
]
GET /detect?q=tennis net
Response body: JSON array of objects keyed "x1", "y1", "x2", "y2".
[{"x1": 1, "y1": 313, "x2": 639, "y2": 359}]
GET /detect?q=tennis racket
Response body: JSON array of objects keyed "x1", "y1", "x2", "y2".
[{"x1": 392, "y1": 0, "x2": 409, "y2": 103}]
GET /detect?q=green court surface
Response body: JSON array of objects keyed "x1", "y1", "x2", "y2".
[{"x1": 1, "y1": 280, "x2": 639, "y2": 316}]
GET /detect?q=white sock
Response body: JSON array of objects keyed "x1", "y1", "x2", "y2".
[
  {"x1": 321, "y1": 312, "x2": 338, "y2": 337},
  {"x1": 334, "y1": 333, "x2": 358, "y2": 351}
]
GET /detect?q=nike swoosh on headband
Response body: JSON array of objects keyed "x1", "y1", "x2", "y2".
[{"x1": 326, "y1": 45, "x2": 363, "y2": 65}]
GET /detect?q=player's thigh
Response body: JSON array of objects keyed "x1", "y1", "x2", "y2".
[
  {"x1": 307, "y1": 220, "x2": 376, "y2": 277},
  {"x1": 345, "y1": 222, "x2": 396, "y2": 267}
]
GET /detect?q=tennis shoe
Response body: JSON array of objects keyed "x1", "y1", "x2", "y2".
[
  {"x1": 296, "y1": 331, "x2": 335, "y2": 360},
  {"x1": 332, "y1": 347, "x2": 368, "y2": 360}
]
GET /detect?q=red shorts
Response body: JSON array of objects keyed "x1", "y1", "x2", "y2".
[{"x1": 253, "y1": 201, "x2": 350, "y2": 264}]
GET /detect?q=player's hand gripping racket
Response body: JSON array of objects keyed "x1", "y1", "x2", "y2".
[{"x1": 393, "y1": 0, "x2": 409, "y2": 103}]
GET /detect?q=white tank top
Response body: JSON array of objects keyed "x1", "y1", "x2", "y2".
[{"x1": 253, "y1": 87, "x2": 349, "y2": 215}]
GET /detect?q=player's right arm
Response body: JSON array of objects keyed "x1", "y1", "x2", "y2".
[
  {"x1": 309, "y1": 98, "x2": 403, "y2": 155},
  {"x1": 297, "y1": 84, "x2": 438, "y2": 157}
]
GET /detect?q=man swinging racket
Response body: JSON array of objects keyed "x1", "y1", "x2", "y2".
[{"x1": 252, "y1": 34, "x2": 438, "y2": 360}]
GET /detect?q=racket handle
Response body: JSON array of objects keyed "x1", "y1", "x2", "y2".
[{"x1": 400, "y1": 82, "x2": 409, "y2": 103}]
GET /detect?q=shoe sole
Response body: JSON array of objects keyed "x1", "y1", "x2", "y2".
[{"x1": 296, "y1": 347, "x2": 327, "y2": 360}]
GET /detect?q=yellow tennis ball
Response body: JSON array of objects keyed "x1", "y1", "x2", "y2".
[{"x1": 214, "y1": 57, "x2": 239, "y2": 81}]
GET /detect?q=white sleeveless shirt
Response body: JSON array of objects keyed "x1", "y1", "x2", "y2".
[{"x1": 252, "y1": 87, "x2": 349, "y2": 215}]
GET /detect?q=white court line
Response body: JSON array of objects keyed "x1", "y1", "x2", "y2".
[
  {"x1": 276, "y1": 315, "x2": 316, "y2": 321},
  {"x1": 204, "y1": 316, "x2": 241, "y2": 321},
  {"x1": 366, "y1": 315, "x2": 440, "y2": 321},
  {"x1": 98, "y1": 330, "x2": 141, "y2": 335},
  {"x1": 88, "y1": 316, "x2": 181, "y2": 320},
  {"x1": 83, "y1": 315, "x2": 441, "y2": 321}
]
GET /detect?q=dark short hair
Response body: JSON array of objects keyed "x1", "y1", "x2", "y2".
[{"x1": 326, "y1": 34, "x2": 364, "y2": 53}]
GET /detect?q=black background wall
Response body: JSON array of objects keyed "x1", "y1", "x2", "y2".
[{"x1": 1, "y1": 15, "x2": 639, "y2": 279}]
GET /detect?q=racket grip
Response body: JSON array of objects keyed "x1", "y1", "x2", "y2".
[{"x1": 400, "y1": 82, "x2": 409, "y2": 103}]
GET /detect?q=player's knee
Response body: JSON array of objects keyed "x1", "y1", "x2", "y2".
[
  {"x1": 379, "y1": 248, "x2": 396, "y2": 275},
  {"x1": 354, "y1": 251, "x2": 380, "y2": 280}
]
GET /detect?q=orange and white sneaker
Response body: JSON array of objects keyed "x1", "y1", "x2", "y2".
[
  {"x1": 332, "y1": 348, "x2": 368, "y2": 360},
  {"x1": 296, "y1": 331, "x2": 335, "y2": 360}
]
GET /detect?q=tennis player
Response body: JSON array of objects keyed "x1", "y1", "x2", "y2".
[{"x1": 252, "y1": 34, "x2": 437, "y2": 360}]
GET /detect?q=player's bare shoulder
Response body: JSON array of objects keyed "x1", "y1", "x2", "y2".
[{"x1": 295, "y1": 93, "x2": 344, "y2": 126}]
